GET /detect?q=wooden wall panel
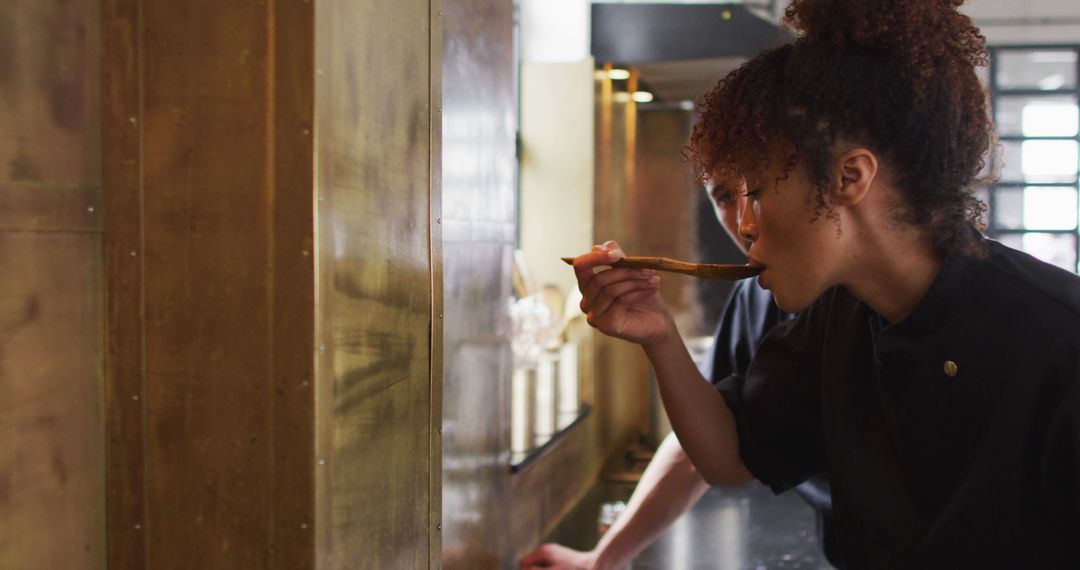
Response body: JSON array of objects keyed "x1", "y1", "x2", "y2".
[
  {"x1": 0, "y1": 1, "x2": 106, "y2": 568},
  {"x1": 104, "y1": 0, "x2": 315, "y2": 568},
  {"x1": 313, "y1": 1, "x2": 440, "y2": 568}
]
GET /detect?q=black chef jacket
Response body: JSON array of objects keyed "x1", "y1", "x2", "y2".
[
  {"x1": 703, "y1": 278, "x2": 845, "y2": 568},
  {"x1": 717, "y1": 239, "x2": 1080, "y2": 569}
]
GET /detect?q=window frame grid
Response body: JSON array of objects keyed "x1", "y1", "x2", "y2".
[{"x1": 986, "y1": 44, "x2": 1080, "y2": 274}]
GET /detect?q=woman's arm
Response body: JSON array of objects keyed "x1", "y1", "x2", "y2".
[
  {"x1": 572, "y1": 243, "x2": 752, "y2": 486},
  {"x1": 644, "y1": 329, "x2": 754, "y2": 487},
  {"x1": 519, "y1": 433, "x2": 712, "y2": 570}
]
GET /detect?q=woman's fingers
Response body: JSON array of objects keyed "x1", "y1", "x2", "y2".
[
  {"x1": 582, "y1": 267, "x2": 654, "y2": 310},
  {"x1": 571, "y1": 248, "x2": 619, "y2": 290},
  {"x1": 588, "y1": 274, "x2": 660, "y2": 320}
]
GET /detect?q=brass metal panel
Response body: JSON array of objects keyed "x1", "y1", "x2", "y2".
[
  {"x1": 0, "y1": 1, "x2": 106, "y2": 568},
  {"x1": 441, "y1": 241, "x2": 514, "y2": 569},
  {"x1": 313, "y1": 1, "x2": 438, "y2": 568},
  {"x1": 440, "y1": 0, "x2": 516, "y2": 566},
  {"x1": 429, "y1": 0, "x2": 445, "y2": 566},
  {"x1": 593, "y1": 75, "x2": 652, "y2": 449},
  {"x1": 634, "y1": 110, "x2": 698, "y2": 331}
]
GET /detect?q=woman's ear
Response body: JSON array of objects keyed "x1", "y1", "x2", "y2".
[{"x1": 833, "y1": 148, "x2": 878, "y2": 206}]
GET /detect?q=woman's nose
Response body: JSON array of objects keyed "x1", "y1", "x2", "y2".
[{"x1": 738, "y1": 200, "x2": 757, "y2": 244}]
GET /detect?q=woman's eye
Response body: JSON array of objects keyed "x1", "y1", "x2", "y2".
[
  {"x1": 714, "y1": 192, "x2": 736, "y2": 206},
  {"x1": 744, "y1": 188, "x2": 762, "y2": 199}
]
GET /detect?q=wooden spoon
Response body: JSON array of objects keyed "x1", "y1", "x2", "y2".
[{"x1": 560, "y1": 256, "x2": 762, "y2": 280}]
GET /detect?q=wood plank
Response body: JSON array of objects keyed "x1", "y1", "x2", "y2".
[
  {"x1": 269, "y1": 0, "x2": 316, "y2": 568},
  {"x1": 0, "y1": 234, "x2": 106, "y2": 569},
  {"x1": 0, "y1": 1, "x2": 106, "y2": 568},
  {"x1": 102, "y1": 0, "x2": 147, "y2": 566}
]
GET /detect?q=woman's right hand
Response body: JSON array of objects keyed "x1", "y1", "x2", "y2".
[{"x1": 570, "y1": 241, "x2": 675, "y2": 348}]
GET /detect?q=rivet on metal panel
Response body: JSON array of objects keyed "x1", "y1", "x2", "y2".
[
  {"x1": 302, "y1": 381, "x2": 309, "y2": 387},
  {"x1": 132, "y1": 395, "x2": 139, "y2": 401},
  {"x1": 437, "y1": 523, "x2": 442, "y2": 530},
  {"x1": 128, "y1": 116, "x2": 137, "y2": 124},
  {"x1": 129, "y1": 251, "x2": 137, "y2": 257},
  {"x1": 437, "y1": 427, "x2": 442, "y2": 434},
  {"x1": 318, "y1": 195, "x2": 325, "y2": 203},
  {"x1": 439, "y1": 314, "x2": 443, "y2": 319},
  {"x1": 300, "y1": 523, "x2": 308, "y2": 530},
  {"x1": 436, "y1": 218, "x2": 441, "y2": 224},
  {"x1": 135, "y1": 523, "x2": 142, "y2": 530},
  {"x1": 301, "y1": 250, "x2": 310, "y2": 257},
  {"x1": 318, "y1": 458, "x2": 326, "y2": 466},
  {"x1": 302, "y1": 128, "x2": 310, "y2": 136},
  {"x1": 319, "y1": 344, "x2": 326, "y2": 352},
  {"x1": 87, "y1": 206, "x2": 95, "y2": 213}
]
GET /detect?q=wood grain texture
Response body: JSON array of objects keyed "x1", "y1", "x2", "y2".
[
  {"x1": 313, "y1": 1, "x2": 438, "y2": 568},
  {"x1": 0, "y1": 1, "x2": 106, "y2": 568},
  {"x1": 104, "y1": 1, "x2": 316, "y2": 568},
  {"x1": 102, "y1": 0, "x2": 146, "y2": 566}
]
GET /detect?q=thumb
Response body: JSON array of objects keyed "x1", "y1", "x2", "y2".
[{"x1": 602, "y1": 240, "x2": 626, "y2": 261}]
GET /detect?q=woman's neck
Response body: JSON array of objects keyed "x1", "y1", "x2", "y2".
[{"x1": 842, "y1": 225, "x2": 942, "y2": 324}]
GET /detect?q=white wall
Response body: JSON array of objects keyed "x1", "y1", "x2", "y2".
[{"x1": 519, "y1": 59, "x2": 596, "y2": 301}]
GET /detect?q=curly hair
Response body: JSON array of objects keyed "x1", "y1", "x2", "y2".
[{"x1": 687, "y1": 0, "x2": 993, "y2": 256}]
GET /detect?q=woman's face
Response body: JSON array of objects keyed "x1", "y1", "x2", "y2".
[{"x1": 739, "y1": 161, "x2": 845, "y2": 312}]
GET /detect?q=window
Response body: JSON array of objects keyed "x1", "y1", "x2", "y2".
[{"x1": 987, "y1": 46, "x2": 1080, "y2": 273}]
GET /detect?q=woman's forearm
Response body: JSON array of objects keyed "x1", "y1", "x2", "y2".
[
  {"x1": 592, "y1": 433, "x2": 711, "y2": 570},
  {"x1": 644, "y1": 333, "x2": 753, "y2": 487}
]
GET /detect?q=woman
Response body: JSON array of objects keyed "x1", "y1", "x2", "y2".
[{"x1": 570, "y1": 0, "x2": 1079, "y2": 567}]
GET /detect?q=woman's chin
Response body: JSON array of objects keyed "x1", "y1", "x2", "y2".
[{"x1": 769, "y1": 285, "x2": 814, "y2": 314}]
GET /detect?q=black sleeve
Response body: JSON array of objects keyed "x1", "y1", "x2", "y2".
[
  {"x1": 716, "y1": 291, "x2": 830, "y2": 493},
  {"x1": 705, "y1": 279, "x2": 790, "y2": 385},
  {"x1": 701, "y1": 281, "x2": 746, "y2": 384}
]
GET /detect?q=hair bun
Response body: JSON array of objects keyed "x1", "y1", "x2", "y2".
[{"x1": 784, "y1": 0, "x2": 987, "y2": 68}]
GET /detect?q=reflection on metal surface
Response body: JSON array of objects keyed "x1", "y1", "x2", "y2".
[
  {"x1": 0, "y1": 1, "x2": 105, "y2": 568},
  {"x1": 441, "y1": 0, "x2": 517, "y2": 566},
  {"x1": 314, "y1": 0, "x2": 438, "y2": 568}
]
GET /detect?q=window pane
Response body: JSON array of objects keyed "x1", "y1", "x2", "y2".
[
  {"x1": 995, "y1": 187, "x2": 1024, "y2": 229},
  {"x1": 1001, "y1": 232, "x2": 1077, "y2": 271},
  {"x1": 995, "y1": 95, "x2": 1078, "y2": 137},
  {"x1": 996, "y1": 49, "x2": 1078, "y2": 91},
  {"x1": 1025, "y1": 186, "x2": 1079, "y2": 230},
  {"x1": 1000, "y1": 140, "x2": 1079, "y2": 183},
  {"x1": 995, "y1": 186, "x2": 1079, "y2": 230}
]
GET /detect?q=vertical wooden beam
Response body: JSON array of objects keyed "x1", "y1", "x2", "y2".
[
  {"x1": 103, "y1": 0, "x2": 147, "y2": 566},
  {"x1": 269, "y1": 0, "x2": 316, "y2": 568}
]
